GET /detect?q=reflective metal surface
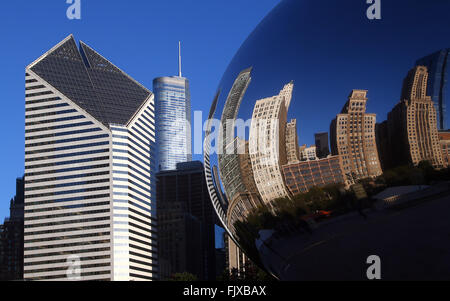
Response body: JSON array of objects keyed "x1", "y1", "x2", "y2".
[{"x1": 205, "y1": 0, "x2": 450, "y2": 280}]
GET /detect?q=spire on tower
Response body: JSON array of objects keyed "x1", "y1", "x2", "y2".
[{"x1": 178, "y1": 41, "x2": 182, "y2": 77}]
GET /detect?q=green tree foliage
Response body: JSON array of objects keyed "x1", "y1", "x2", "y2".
[
  {"x1": 218, "y1": 262, "x2": 276, "y2": 282},
  {"x1": 169, "y1": 272, "x2": 198, "y2": 281}
]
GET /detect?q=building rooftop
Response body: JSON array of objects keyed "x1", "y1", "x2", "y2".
[{"x1": 27, "y1": 35, "x2": 152, "y2": 127}]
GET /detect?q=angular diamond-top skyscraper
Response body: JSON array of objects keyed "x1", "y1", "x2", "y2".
[{"x1": 24, "y1": 35, "x2": 157, "y2": 281}]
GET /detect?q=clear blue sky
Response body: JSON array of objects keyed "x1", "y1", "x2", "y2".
[{"x1": 0, "y1": 0, "x2": 280, "y2": 245}]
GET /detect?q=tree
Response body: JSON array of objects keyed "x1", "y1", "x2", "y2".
[{"x1": 169, "y1": 272, "x2": 198, "y2": 281}]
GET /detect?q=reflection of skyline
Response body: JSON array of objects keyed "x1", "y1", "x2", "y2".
[
  {"x1": 214, "y1": 59, "x2": 449, "y2": 239},
  {"x1": 205, "y1": 0, "x2": 450, "y2": 281}
]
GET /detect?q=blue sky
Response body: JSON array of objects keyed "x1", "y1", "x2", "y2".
[{"x1": 0, "y1": 0, "x2": 280, "y2": 245}]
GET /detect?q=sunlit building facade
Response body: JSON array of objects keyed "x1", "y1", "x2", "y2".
[
  {"x1": 330, "y1": 90, "x2": 382, "y2": 184},
  {"x1": 23, "y1": 35, "x2": 157, "y2": 281},
  {"x1": 438, "y1": 131, "x2": 450, "y2": 168},
  {"x1": 301, "y1": 146, "x2": 318, "y2": 161},
  {"x1": 387, "y1": 66, "x2": 444, "y2": 168},
  {"x1": 282, "y1": 156, "x2": 345, "y2": 195},
  {"x1": 249, "y1": 82, "x2": 293, "y2": 204},
  {"x1": 285, "y1": 119, "x2": 301, "y2": 164}
]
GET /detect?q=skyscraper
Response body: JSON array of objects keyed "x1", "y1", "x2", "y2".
[
  {"x1": 330, "y1": 90, "x2": 382, "y2": 185},
  {"x1": 0, "y1": 176, "x2": 24, "y2": 281},
  {"x1": 153, "y1": 43, "x2": 191, "y2": 171},
  {"x1": 416, "y1": 49, "x2": 450, "y2": 130},
  {"x1": 156, "y1": 161, "x2": 216, "y2": 280},
  {"x1": 249, "y1": 82, "x2": 293, "y2": 204},
  {"x1": 24, "y1": 35, "x2": 157, "y2": 281},
  {"x1": 387, "y1": 66, "x2": 444, "y2": 168}
]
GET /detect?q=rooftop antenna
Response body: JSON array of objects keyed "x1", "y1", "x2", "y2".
[{"x1": 178, "y1": 41, "x2": 182, "y2": 77}]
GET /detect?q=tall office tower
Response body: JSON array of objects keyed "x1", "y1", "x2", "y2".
[
  {"x1": 387, "y1": 66, "x2": 444, "y2": 168},
  {"x1": 315, "y1": 132, "x2": 330, "y2": 158},
  {"x1": 416, "y1": 49, "x2": 450, "y2": 130},
  {"x1": 249, "y1": 82, "x2": 293, "y2": 204},
  {"x1": 24, "y1": 35, "x2": 157, "y2": 281},
  {"x1": 0, "y1": 176, "x2": 24, "y2": 281},
  {"x1": 285, "y1": 119, "x2": 301, "y2": 163},
  {"x1": 330, "y1": 90, "x2": 382, "y2": 185},
  {"x1": 156, "y1": 161, "x2": 216, "y2": 280},
  {"x1": 153, "y1": 43, "x2": 192, "y2": 171}
]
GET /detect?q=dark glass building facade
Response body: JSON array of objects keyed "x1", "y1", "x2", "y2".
[
  {"x1": 156, "y1": 161, "x2": 216, "y2": 280},
  {"x1": 416, "y1": 48, "x2": 450, "y2": 130},
  {"x1": 0, "y1": 176, "x2": 24, "y2": 281}
]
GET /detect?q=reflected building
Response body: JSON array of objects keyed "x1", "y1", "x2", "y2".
[
  {"x1": 0, "y1": 176, "x2": 24, "y2": 281},
  {"x1": 438, "y1": 131, "x2": 450, "y2": 168},
  {"x1": 315, "y1": 132, "x2": 330, "y2": 159},
  {"x1": 285, "y1": 119, "x2": 301, "y2": 163},
  {"x1": 387, "y1": 66, "x2": 444, "y2": 168},
  {"x1": 226, "y1": 192, "x2": 264, "y2": 236},
  {"x1": 212, "y1": 165, "x2": 228, "y2": 212},
  {"x1": 249, "y1": 82, "x2": 294, "y2": 204},
  {"x1": 330, "y1": 90, "x2": 382, "y2": 184},
  {"x1": 375, "y1": 121, "x2": 392, "y2": 170},
  {"x1": 218, "y1": 68, "x2": 252, "y2": 200},
  {"x1": 222, "y1": 138, "x2": 262, "y2": 233},
  {"x1": 301, "y1": 145, "x2": 318, "y2": 161},
  {"x1": 23, "y1": 35, "x2": 157, "y2": 281},
  {"x1": 282, "y1": 156, "x2": 345, "y2": 195},
  {"x1": 416, "y1": 49, "x2": 450, "y2": 130}
]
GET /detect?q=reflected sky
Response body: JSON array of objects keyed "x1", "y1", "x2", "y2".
[{"x1": 216, "y1": 0, "x2": 450, "y2": 146}]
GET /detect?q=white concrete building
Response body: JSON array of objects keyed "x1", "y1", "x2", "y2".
[
  {"x1": 23, "y1": 35, "x2": 157, "y2": 281},
  {"x1": 249, "y1": 82, "x2": 294, "y2": 204}
]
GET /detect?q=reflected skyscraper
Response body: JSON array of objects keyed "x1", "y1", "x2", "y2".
[
  {"x1": 416, "y1": 49, "x2": 450, "y2": 130},
  {"x1": 249, "y1": 82, "x2": 293, "y2": 204},
  {"x1": 387, "y1": 66, "x2": 444, "y2": 168},
  {"x1": 285, "y1": 119, "x2": 301, "y2": 163},
  {"x1": 24, "y1": 35, "x2": 157, "y2": 281},
  {"x1": 154, "y1": 42, "x2": 192, "y2": 171},
  {"x1": 330, "y1": 90, "x2": 382, "y2": 184},
  {"x1": 315, "y1": 132, "x2": 330, "y2": 159},
  {"x1": 218, "y1": 68, "x2": 252, "y2": 198}
]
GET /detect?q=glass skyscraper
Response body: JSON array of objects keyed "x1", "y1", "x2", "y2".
[
  {"x1": 416, "y1": 48, "x2": 450, "y2": 130},
  {"x1": 24, "y1": 35, "x2": 157, "y2": 281},
  {"x1": 153, "y1": 73, "x2": 192, "y2": 171}
]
